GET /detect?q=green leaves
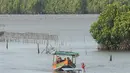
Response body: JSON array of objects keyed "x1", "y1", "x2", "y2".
[
  {"x1": 90, "y1": 2, "x2": 130, "y2": 50},
  {"x1": 113, "y1": 12, "x2": 130, "y2": 39},
  {"x1": 87, "y1": 0, "x2": 130, "y2": 14},
  {"x1": 0, "y1": 0, "x2": 130, "y2": 14},
  {"x1": 44, "y1": 0, "x2": 81, "y2": 14},
  {"x1": 0, "y1": 0, "x2": 82, "y2": 14}
]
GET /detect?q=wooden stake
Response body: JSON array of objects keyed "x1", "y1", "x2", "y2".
[
  {"x1": 46, "y1": 40, "x2": 49, "y2": 54},
  {"x1": 85, "y1": 50, "x2": 87, "y2": 55},
  {"x1": 6, "y1": 40, "x2": 8, "y2": 49},
  {"x1": 37, "y1": 43, "x2": 40, "y2": 54},
  {"x1": 110, "y1": 55, "x2": 112, "y2": 61}
]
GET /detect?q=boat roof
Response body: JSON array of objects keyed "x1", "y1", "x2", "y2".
[
  {"x1": 62, "y1": 68, "x2": 82, "y2": 71},
  {"x1": 52, "y1": 51, "x2": 79, "y2": 57}
]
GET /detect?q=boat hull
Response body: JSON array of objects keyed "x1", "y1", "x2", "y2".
[{"x1": 54, "y1": 64, "x2": 76, "y2": 71}]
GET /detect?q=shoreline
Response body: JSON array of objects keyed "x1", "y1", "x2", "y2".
[{"x1": 0, "y1": 14, "x2": 99, "y2": 16}]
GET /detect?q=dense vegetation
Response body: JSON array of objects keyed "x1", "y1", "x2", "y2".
[
  {"x1": 87, "y1": 0, "x2": 130, "y2": 13},
  {"x1": 0, "y1": 0, "x2": 82, "y2": 14},
  {"x1": 90, "y1": 2, "x2": 130, "y2": 51},
  {"x1": 0, "y1": 0, "x2": 130, "y2": 14}
]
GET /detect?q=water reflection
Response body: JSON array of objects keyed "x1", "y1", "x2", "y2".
[{"x1": 53, "y1": 71, "x2": 65, "y2": 73}]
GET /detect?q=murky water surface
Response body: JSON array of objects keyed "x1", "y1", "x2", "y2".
[{"x1": 0, "y1": 15, "x2": 130, "y2": 73}]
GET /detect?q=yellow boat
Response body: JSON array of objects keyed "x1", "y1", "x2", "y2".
[{"x1": 52, "y1": 51, "x2": 79, "y2": 71}]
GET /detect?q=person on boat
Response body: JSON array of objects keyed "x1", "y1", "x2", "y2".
[
  {"x1": 56, "y1": 56, "x2": 60, "y2": 64},
  {"x1": 57, "y1": 56, "x2": 63, "y2": 63},
  {"x1": 67, "y1": 57, "x2": 72, "y2": 64},
  {"x1": 81, "y1": 62, "x2": 86, "y2": 72},
  {"x1": 64, "y1": 58, "x2": 66, "y2": 61},
  {"x1": 59, "y1": 57, "x2": 63, "y2": 62},
  {"x1": 67, "y1": 57, "x2": 71, "y2": 61}
]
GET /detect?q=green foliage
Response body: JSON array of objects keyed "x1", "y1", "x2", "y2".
[
  {"x1": 21, "y1": 0, "x2": 44, "y2": 14},
  {"x1": 87, "y1": 0, "x2": 108, "y2": 13},
  {"x1": 0, "y1": 0, "x2": 82, "y2": 14},
  {"x1": 0, "y1": 0, "x2": 8, "y2": 13},
  {"x1": 112, "y1": 11, "x2": 130, "y2": 41},
  {"x1": 90, "y1": 2, "x2": 130, "y2": 50},
  {"x1": 0, "y1": 0, "x2": 44, "y2": 14},
  {"x1": 87, "y1": 0, "x2": 130, "y2": 13},
  {"x1": 44, "y1": 0, "x2": 81, "y2": 14},
  {"x1": 0, "y1": 0, "x2": 130, "y2": 14}
]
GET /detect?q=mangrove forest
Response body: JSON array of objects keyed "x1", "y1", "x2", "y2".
[
  {"x1": 0, "y1": 0, "x2": 130, "y2": 14},
  {"x1": 90, "y1": 2, "x2": 130, "y2": 51}
]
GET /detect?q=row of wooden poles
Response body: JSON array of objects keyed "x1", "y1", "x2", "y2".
[
  {"x1": 5, "y1": 39, "x2": 55, "y2": 54},
  {"x1": 0, "y1": 31, "x2": 58, "y2": 54},
  {"x1": 5, "y1": 39, "x2": 50, "y2": 54}
]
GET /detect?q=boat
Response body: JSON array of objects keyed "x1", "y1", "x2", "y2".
[{"x1": 52, "y1": 51, "x2": 79, "y2": 71}]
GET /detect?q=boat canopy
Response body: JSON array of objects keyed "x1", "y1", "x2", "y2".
[{"x1": 52, "y1": 51, "x2": 79, "y2": 57}]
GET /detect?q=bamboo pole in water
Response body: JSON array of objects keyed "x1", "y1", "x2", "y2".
[
  {"x1": 6, "y1": 39, "x2": 8, "y2": 49},
  {"x1": 46, "y1": 40, "x2": 49, "y2": 54},
  {"x1": 37, "y1": 43, "x2": 40, "y2": 54},
  {"x1": 110, "y1": 55, "x2": 112, "y2": 61}
]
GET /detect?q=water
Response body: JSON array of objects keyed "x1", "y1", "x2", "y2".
[{"x1": 0, "y1": 14, "x2": 130, "y2": 73}]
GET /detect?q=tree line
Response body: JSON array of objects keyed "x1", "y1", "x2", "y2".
[{"x1": 0, "y1": 0, "x2": 130, "y2": 14}]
